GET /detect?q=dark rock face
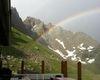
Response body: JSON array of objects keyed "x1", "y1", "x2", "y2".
[
  {"x1": 11, "y1": 7, "x2": 48, "y2": 46},
  {"x1": 24, "y1": 16, "x2": 48, "y2": 35},
  {"x1": 11, "y1": 7, "x2": 39, "y2": 40},
  {"x1": 11, "y1": 7, "x2": 25, "y2": 33}
]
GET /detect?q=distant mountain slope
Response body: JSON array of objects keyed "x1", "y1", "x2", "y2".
[
  {"x1": 11, "y1": 7, "x2": 99, "y2": 64},
  {"x1": 23, "y1": 17, "x2": 99, "y2": 64},
  {"x1": 10, "y1": 6, "x2": 100, "y2": 80},
  {"x1": 1, "y1": 28, "x2": 100, "y2": 80}
]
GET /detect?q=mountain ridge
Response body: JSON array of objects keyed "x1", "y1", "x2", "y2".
[
  {"x1": 6, "y1": 7, "x2": 100, "y2": 79},
  {"x1": 11, "y1": 7, "x2": 99, "y2": 64}
]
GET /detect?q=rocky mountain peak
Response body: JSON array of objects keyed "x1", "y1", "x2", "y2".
[
  {"x1": 24, "y1": 16, "x2": 42, "y2": 26},
  {"x1": 11, "y1": 7, "x2": 99, "y2": 64},
  {"x1": 45, "y1": 23, "x2": 53, "y2": 29}
]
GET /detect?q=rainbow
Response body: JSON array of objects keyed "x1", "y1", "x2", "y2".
[{"x1": 36, "y1": 7, "x2": 100, "y2": 41}]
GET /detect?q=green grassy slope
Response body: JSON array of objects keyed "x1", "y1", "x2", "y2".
[
  {"x1": 1, "y1": 28, "x2": 100, "y2": 80},
  {"x1": 1, "y1": 28, "x2": 62, "y2": 74},
  {"x1": 63, "y1": 60, "x2": 100, "y2": 80}
]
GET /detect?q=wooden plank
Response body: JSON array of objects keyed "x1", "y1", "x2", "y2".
[{"x1": 55, "y1": 78, "x2": 76, "y2": 80}]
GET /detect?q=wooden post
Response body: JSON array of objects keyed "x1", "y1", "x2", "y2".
[
  {"x1": 61, "y1": 61, "x2": 64, "y2": 74},
  {"x1": 41, "y1": 60, "x2": 44, "y2": 74},
  {"x1": 78, "y1": 62, "x2": 82, "y2": 80},
  {"x1": 64, "y1": 61, "x2": 67, "y2": 77},
  {"x1": 0, "y1": 60, "x2": 2, "y2": 68},
  {"x1": 21, "y1": 60, "x2": 24, "y2": 74},
  {"x1": 61, "y1": 61, "x2": 68, "y2": 77}
]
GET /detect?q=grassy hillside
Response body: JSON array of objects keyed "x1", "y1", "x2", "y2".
[
  {"x1": 1, "y1": 28, "x2": 100, "y2": 80},
  {"x1": 1, "y1": 28, "x2": 63, "y2": 73}
]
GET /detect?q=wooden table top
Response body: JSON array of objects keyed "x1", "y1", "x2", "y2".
[
  {"x1": 54, "y1": 78, "x2": 76, "y2": 80},
  {"x1": 11, "y1": 77, "x2": 76, "y2": 80}
]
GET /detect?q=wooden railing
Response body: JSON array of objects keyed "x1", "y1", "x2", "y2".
[{"x1": 0, "y1": 60, "x2": 82, "y2": 80}]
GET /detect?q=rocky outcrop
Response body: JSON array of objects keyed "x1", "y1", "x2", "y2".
[{"x1": 11, "y1": 7, "x2": 39, "y2": 40}]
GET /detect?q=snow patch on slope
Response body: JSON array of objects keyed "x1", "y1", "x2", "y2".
[
  {"x1": 77, "y1": 57, "x2": 86, "y2": 64},
  {"x1": 31, "y1": 24, "x2": 37, "y2": 31},
  {"x1": 71, "y1": 54, "x2": 77, "y2": 61},
  {"x1": 87, "y1": 46, "x2": 94, "y2": 52},
  {"x1": 48, "y1": 40, "x2": 95, "y2": 64},
  {"x1": 77, "y1": 43, "x2": 94, "y2": 52},
  {"x1": 48, "y1": 46, "x2": 66, "y2": 59},
  {"x1": 87, "y1": 58, "x2": 95, "y2": 63},
  {"x1": 66, "y1": 50, "x2": 76, "y2": 58},
  {"x1": 55, "y1": 38, "x2": 66, "y2": 49},
  {"x1": 77, "y1": 43, "x2": 86, "y2": 50}
]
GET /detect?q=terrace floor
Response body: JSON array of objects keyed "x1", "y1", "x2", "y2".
[{"x1": 11, "y1": 77, "x2": 76, "y2": 80}]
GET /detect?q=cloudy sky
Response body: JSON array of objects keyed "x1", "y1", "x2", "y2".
[{"x1": 11, "y1": 0, "x2": 100, "y2": 42}]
